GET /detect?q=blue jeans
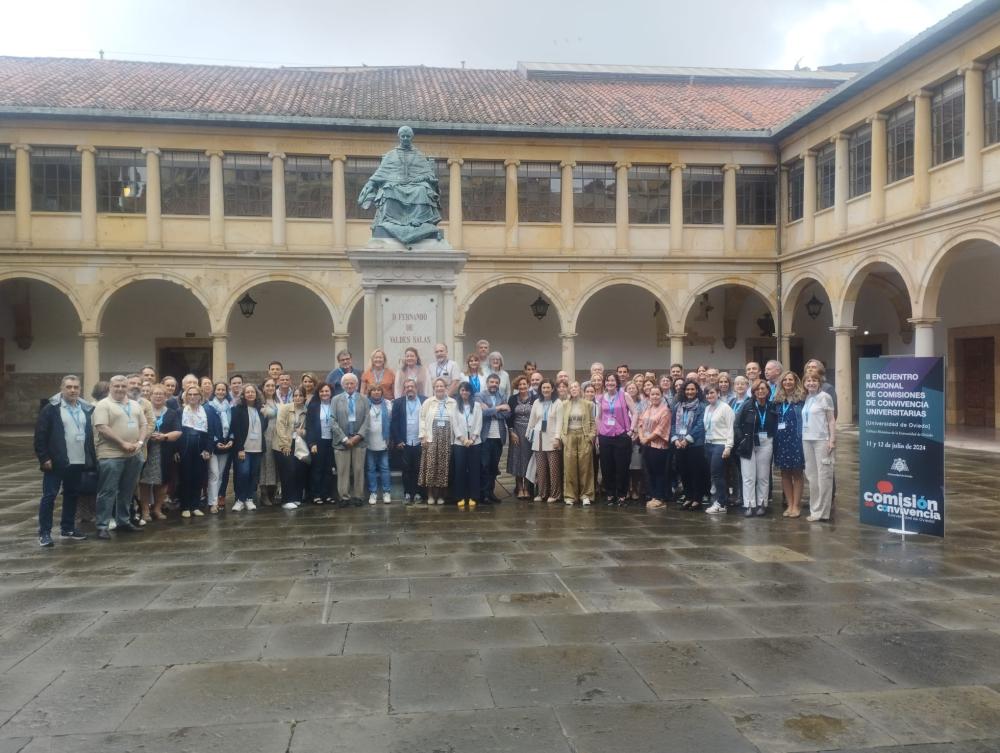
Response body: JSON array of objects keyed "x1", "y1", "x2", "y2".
[
  {"x1": 97, "y1": 455, "x2": 143, "y2": 529},
  {"x1": 365, "y1": 449, "x2": 391, "y2": 494},
  {"x1": 234, "y1": 451, "x2": 261, "y2": 502},
  {"x1": 39, "y1": 465, "x2": 83, "y2": 535},
  {"x1": 705, "y1": 443, "x2": 728, "y2": 506}
]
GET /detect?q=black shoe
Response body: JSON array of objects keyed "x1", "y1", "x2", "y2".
[
  {"x1": 38, "y1": 533, "x2": 54, "y2": 547},
  {"x1": 755, "y1": 506, "x2": 767, "y2": 517},
  {"x1": 337, "y1": 499, "x2": 349, "y2": 508},
  {"x1": 60, "y1": 530, "x2": 88, "y2": 541},
  {"x1": 96, "y1": 529, "x2": 112, "y2": 540},
  {"x1": 744, "y1": 508, "x2": 754, "y2": 518},
  {"x1": 487, "y1": 494, "x2": 501, "y2": 503},
  {"x1": 116, "y1": 522, "x2": 143, "y2": 533},
  {"x1": 352, "y1": 498, "x2": 363, "y2": 507}
]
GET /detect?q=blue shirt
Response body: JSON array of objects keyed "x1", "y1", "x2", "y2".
[{"x1": 404, "y1": 397, "x2": 421, "y2": 445}]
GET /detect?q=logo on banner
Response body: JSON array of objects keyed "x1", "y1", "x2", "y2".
[
  {"x1": 890, "y1": 458, "x2": 909, "y2": 474},
  {"x1": 862, "y1": 480, "x2": 941, "y2": 522}
]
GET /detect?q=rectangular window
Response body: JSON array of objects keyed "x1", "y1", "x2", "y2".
[
  {"x1": 285, "y1": 156, "x2": 332, "y2": 219},
  {"x1": 987, "y1": 56, "x2": 1000, "y2": 146},
  {"x1": 345, "y1": 157, "x2": 379, "y2": 220},
  {"x1": 517, "y1": 162, "x2": 561, "y2": 223},
  {"x1": 849, "y1": 125, "x2": 872, "y2": 198},
  {"x1": 887, "y1": 103, "x2": 915, "y2": 183},
  {"x1": 0, "y1": 146, "x2": 14, "y2": 212},
  {"x1": 96, "y1": 149, "x2": 146, "y2": 214},
  {"x1": 932, "y1": 77, "x2": 964, "y2": 165},
  {"x1": 223, "y1": 153, "x2": 271, "y2": 217},
  {"x1": 461, "y1": 160, "x2": 505, "y2": 221},
  {"x1": 787, "y1": 159, "x2": 804, "y2": 222},
  {"x1": 736, "y1": 167, "x2": 776, "y2": 225},
  {"x1": 30, "y1": 147, "x2": 82, "y2": 213},
  {"x1": 682, "y1": 166, "x2": 722, "y2": 225},
  {"x1": 815, "y1": 144, "x2": 835, "y2": 210},
  {"x1": 161, "y1": 150, "x2": 209, "y2": 215},
  {"x1": 627, "y1": 164, "x2": 669, "y2": 224},
  {"x1": 572, "y1": 164, "x2": 615, "y2": 223}
]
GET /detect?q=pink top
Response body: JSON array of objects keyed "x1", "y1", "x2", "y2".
[{"x1": 596, "y1": 390, "x2": 634, "y2": 437}]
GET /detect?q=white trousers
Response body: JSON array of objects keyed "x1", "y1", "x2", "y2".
[
  {"x1": 739, "y1": 437, "x2": 773, "y2": 508},
  {"x1": 207, "y1": 453, "x2": 229, "y2": 503},
  {"x1": 803, "y1": 439, "x2": 835, "y2": 519}
]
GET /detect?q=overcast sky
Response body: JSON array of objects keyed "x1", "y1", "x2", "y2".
[{"x1": 4, "y1": 0, "x2": 971, "y2": 72}]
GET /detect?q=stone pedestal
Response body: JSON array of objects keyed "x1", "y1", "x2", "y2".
[{"x1": 346, "y1": 238, "x2": 467, "y2": 368}]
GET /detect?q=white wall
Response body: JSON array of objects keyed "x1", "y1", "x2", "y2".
[
  {"x1": 791, "y1": 285, "x2": 834, "y2": 369},
  {"x1": 0, "y1": 280, "x2": 83, "y2": 372},
  {"x1": 462, "y1": 284, "x2": 562, "y2": 372}
]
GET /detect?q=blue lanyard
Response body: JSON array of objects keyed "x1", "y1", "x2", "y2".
[
  {"x1": 542, "y1": 401, "x2": 551, "y2": 423},
  {"x1": 437, "y1": 400, "x2": 446, "y2": 418},
  {"x1": 407, "y1": 399, "x2": 419, "y2": 418},
  {"x1": 436, "y1": 362, "x2": 449, "y2": 377},
  {"x1": 321, "y1": 403, "x2": 331, "y2": 424},
  {"x1": 122, "y1": 402, "x2": 132, "y2": 419},
  {"x1": 756, "y1": 404, "x2": 768, "y2": 429},
  {"x1": 154, "y1": 410, "x2": 165, "y2": 431},
  {"x1": 781, "y1": 403, "x2": 791, "y2": 419},
  {"x1": 803, "y1": 396, "x2": 813, "y2": 424},
  {"x1": 65, "y1": 403, "x2": 84, "y2": 433}
]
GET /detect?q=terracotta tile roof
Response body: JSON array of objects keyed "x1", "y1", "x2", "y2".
[{"x1": 0, "y1": 57, "x2": 842, "y2": 137}]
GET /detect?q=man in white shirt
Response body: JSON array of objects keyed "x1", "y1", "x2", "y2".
[
  {"x1": 427, "y1": 343, "x2": 459, "y2": 391},
  {"x1": 93, "y1": 375, "x2": 148, "y2": 540},
  {"x1": 276, "y1": 372, "x2": 294, "y2": 404}
]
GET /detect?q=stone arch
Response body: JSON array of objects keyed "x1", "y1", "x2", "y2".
[
  {"x1": 569, "y1": 276, "x2": 672, "y2": 334},
  {"x1": 0, "y1": 269, "x2": 87, "y2": 326},
  {"x1": 679, "y1": 277, "x2": 777, "y2": 329},
  {"x1": 94, "y1": 270, "x2": 213, "y2": 332},
  {"x1": 836, "y1": 253, "x2": 915, "y2": 328},
  {"x1": 220, "y1": 272, "x2": 340, "y2": 333},
  {"x1": 916, "y1": 228, "x2": 1000, "y2": 319},
  {"x1": 781, "y1": 271, "x2": 834, "y2": 330},
  {"x1": 458, "y1": 275, "x2": 567, "y2": 334},
  {"x1": 340, "y1": 287, "x2": 365, "y2": 336}
]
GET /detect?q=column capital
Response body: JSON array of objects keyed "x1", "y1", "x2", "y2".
[
  {"x1": 803, "y1": 149, "x2": 817, "y2": 160},
  {"x1": 614, "y1": 161, "x2": 631, "y2": 171},
  {"x1": 722, "y1": 163, "x2": 740, "y2": 173},
  {"x1": 79, "y1": 331, "x2": 103, "y2": 340},
  {"x1": 831, "y1": 133, "x2": 849, "y2": 144},
  {"x1": 447, "y1": 157, "x2": 464, "y2": 167},
  {"x1": 331, "y1": 331, "x2": 351, "y2": 339},
  {"x1": 205, "y1": 149, "x2": 224, "y2": 159},
  {"x1": 908, "y1": 88, "x2": 933, "y2": 102},
  {"x1": 268, "y1": 152, "x2": 286, "y2": 161},
  {"x1": 866, "y1": 113, "x2": 888, "y2": 125},
  {"x1": 560, "y1": 331, "x2": 578, "y2": 339},
  {"x1": 362, "y1": 283, "x2": 379, "y2": 292},
  {"x1": 669, "y1": 162, "x2": 686, "y2": 172},
  {"x1": 958, "y1": 62, "x2": 987, "y2": 75},
  {"x1": 668, "y1": 331, "x2": 687, "y2": 339},
  {"x1": 209, "y1": 331, "x2": 229, "y2": 339},
  {"x1": 907, "y1": 317, "x2": 941, "y2": 327},
  {"x1": 329, "y1": 154, "x2": 347, "y2": 163},
  {"x1": 559, "y1": 160, "x2": 576, "y2": 169},
  {"x1": 140, "y1": 147, "x2": 161, "y2": 156},
  {"x1": 503, "y1": 159, "x2": 520, "y2": 168},
  {"x1": 10, "y1": 143, "x2": 31, "y2": 152},
  {"x1": 829, "y1": 326, "x2": 857, "y2": 335},
  {"x1": 454, "y1": 331, "x2": 466, "y2": 340},
  {"x1": 75, "y1": 145, "x2": 96, "y2": 155}
]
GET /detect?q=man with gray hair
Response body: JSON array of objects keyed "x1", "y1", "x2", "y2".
[
  {"x1": 475, "y1": 340, "x2": 491, "y2": 377},
  {"x1": 93, "y1": 375, "x2": 148, "y2": 540},
  {"x1": 331, "y1": 372, "x2": 370, "y2": 505},
  {"x1": 764, "y1": 360, "x2": 783, "y2": 399}
]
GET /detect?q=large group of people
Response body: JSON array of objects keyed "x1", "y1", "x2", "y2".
[{"x1": 31, "y1": 338, "x2": 838, "y2": 547}]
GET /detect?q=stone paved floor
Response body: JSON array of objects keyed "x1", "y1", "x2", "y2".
[{"x1": 0, "y1": 433, "x2": 998, "y2": 753}]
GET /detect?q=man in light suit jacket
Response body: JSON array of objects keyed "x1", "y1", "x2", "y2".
[{"x1": 330, "y1": 373, "x2": 370, "y2": 505}]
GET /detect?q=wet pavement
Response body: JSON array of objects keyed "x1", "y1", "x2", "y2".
[{"x1": 0, "y1": 433, "x2": 998, "y2": 752}]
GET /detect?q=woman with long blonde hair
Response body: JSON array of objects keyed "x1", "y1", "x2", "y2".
[{"x1": 771, "y1": 370, "x2": 806, "y2": 518}]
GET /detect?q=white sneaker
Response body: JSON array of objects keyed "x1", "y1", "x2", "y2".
[
  {"x1": 232, "y1": 501, "x2": 245, "y2": 512},
  {"x1": 383, "y1": 493, "x2": 392, "y2": 504},
  {"x1": 404, "y1": 494, "x2": 412, "y2": 504},
  {"x1": 533, "y1": 496, "x2": 543, "y2": 502},
  {"x1": 807, "y1": 513, "x2": 823, "y2": 521},
  {"x1": 245, "y1": 500, "x2": 257, "y2": 511},
  {"x1": 565, "y1": 498, "x2": 575, "y2": 506},
  {"x1": 282, "y1": 501, "x2": 298, "y2": 510},
  {"x1": 368, "y1": 493, "x2": 377, "y2": 505},
  {"x1": 436, "y1": 498, "x2": 445, "y2": 505},
  {"x1": 108, "y1": 519, "x2": 117, "y2": 530},
  {"x1": 414, "y1": 494, "x2": 423, "y2": 504},
  {"x1": 582, "y1": 497, "x2": 591, "y2": 506},
  {"x1": 705, "y1": 502, "x2": 721, "y2": 514},
  {"x1": 192, "y1": 509, "x2": 205, "y2": 517}
]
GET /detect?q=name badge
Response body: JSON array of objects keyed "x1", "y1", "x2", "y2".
[
  {"x1": 127, "y1": 419, "x2": 138, "y2": 428},
  {"x1": 436, "y1": 419, "x2": 447, "y2": 428},
  {"x1": 777, "y1": 422, "x2": 786, "y2": 431},
  {"x1": 605, "y1": 416, "x2": 616, "y2": 426},
  {"x1": 758, "y1": 432, "x2": 768, "y2": 442},
  {"x1": 75, "y1": 432, "x2": 86, "y2": 442}
]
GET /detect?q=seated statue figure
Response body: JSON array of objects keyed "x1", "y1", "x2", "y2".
[{"x1": 358, "y1": 126, "x2": 444, "y2": 247}]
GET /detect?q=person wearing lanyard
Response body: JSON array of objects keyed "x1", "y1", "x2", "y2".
[
  {"x1": 637, "y1": 385, "x2": 672, "y2": 510},
  {"x1": 458, "y1": 354, "x2": 482, "y2": 398},
  {"x1": 426, "y1": 343, "x2": 458, "y2": 397},
  {"x1": 395, "y1": 346, "x2": 428, "y2": 398},
  {"x1": 506, "y1": 374, "x2": 536, "y2": 499},
  {"x1": 597, "y1": 373, "x2": 635, "y2": 506},
  {"x1": 326, "y1": 350, "x2": 360, "y2": 397},
  {"x1": 205, "y1": 382, "x2": 234, "y2": 514},
  {"x1": 365, "y1": 384, "x2": 393, "y2": 504},
  {"x1": 390, "y1": 378, "x2": 426, "y2": 504},
  {"x1": 274, "y1": 387, "x2": 310, "y2": 509},
  {"x1": 231, "y1": 384, "x2": 267, "y2": 512},
  {"x1": 275, "y1": 372, "x2": 295, "y2": 405},
  {"x1": 257, "y1": 378, "x2": 282, "y2": 507},
  {"x1": 702, "y1": 386, "x2": 735, "y2": 515},
  {"x1": 771, "y1": 371, "x2": 806, "y2": 518},
  {"x1": 736, "y1": 380, "x2": 774, "y2": 517},
  {"x1": 176, "y1": 386, "x2": 213, "y2": 518},
  {"x1": 33, "y1": 375, "x2": 96, "y2": 546},
  {"x1": 560, "y1": 381, "x2": 596, "y2": 506},
  {"x1": 331, "y1": 373, "x2": 370, "y2": 506},
  {"x1": 139, "y1": 383, "x2": 181, "y2": 522},
  {"x1": 419, "y1": 377, "x2": 456, "y2": 505},
  {"x1": 476, "y1": 374, "x2": 510, "y2": 504},
  {"x1": 306, "y1": 383, "x2": 337, "y2": 504},
  {"x1": 362, "y1": 348, "x2": 396, "y2": 402},
  {"x1": 93, "y1": 375, "x2": 148, "y2": 540},
  {"x1": 451, "y1": 382, "x2": 483, "y2": 508},
  {"x1": 526, "y1": 379, "x2": 563, "y2": 503},
  {"x1": 802, "y1": 370, "x2": 836, "y2": 522},
  {"x1": 670, "y1": 380, "x2": 707, "y2": 510},
  {"x1": 485, "y1": 351, "x2": 511, "y2": 400}
]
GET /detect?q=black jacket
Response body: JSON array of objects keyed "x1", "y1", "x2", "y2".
[
  {"x1": 231, "y1": 403, "x2": 269, "y2": 453},
  {"x1": 734, "y1": 399, "x2": 779, "y2": 459},
  {"x1": 389, "y1": 394, "x2": 426, "y2": 446},
  {"x1": 34, "y1": 397, "x2": 97, "y2": 472}
]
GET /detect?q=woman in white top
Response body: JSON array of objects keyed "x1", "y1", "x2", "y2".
[
  {"x1": 702, "y1": 385, "x2": 735, "y2": 514},
  {"x1": 527, "y1": 379, "x2": 563, "y2": 503},
  {"x1": 365, "y1": 384, "x2": 393, "y2": 505},
  {"x1": 418, "y1": 377, "x2": 456, "y2": 505},
  {"x1": 451, "y1": 381, "x2": 484, "y2": 508},
  {"x1": 485, "y1": 351, "x2": 511, "y2": 400},
  {"x1": 802, "y1": 370, "x2": 836, "y2": 522}
]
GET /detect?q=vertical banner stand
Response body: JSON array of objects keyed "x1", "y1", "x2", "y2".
[{"x1": 887, "y1": 509, "x2": 917, "y2": 538}]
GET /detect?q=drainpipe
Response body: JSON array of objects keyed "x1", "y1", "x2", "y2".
[{"x1": 774, "y1": 143, "x2": 783, "y2": 365}]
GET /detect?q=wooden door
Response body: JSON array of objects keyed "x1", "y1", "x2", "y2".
[{"x1": 960, "y1": 337, "x2": 996, "y2": 427}]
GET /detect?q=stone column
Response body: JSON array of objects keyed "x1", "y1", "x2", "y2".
[
  {"x1": 722, "y1": 163, "x2": 739, "y2": 253},
  {"x1": 11, "y1": 144, "x2": 31, "y2": 244},
  {"x1": 560, "y1": 332, "x2": 577, "y2": 378},
  {"x1": 669, "y1": 163, "x2": 685, "y2": 253},
  {"x1": 868, "y1": 114, "x2": 887, "y2": 223},
  {"x1": 442, "y1": 287, "x2": 456, "y2": 355},
  {"x1": 911, "y1": 90, "x2": 931, "y2": 209},
  {"x1": 447, "y1": 158, "x2": 463, "y2": 249},
  {"x1": 504, "y1": 159, "x2": 519, "y2": 250},
  {"x1": 560, "y1": 161, "x2": 575, "y2": 252},
  {"x1": 81, "y1": 331, "x2": 101, "y2": 396},
  {"x1": 330, "y1": 155, "x2": 346, "y2": 251},
  {"x1": 269, "y1": 152, "x2": 286, "y2": 248},
  {"x1": 908, "y1": 317, "x2": 941, "y2": 357},
  {"x1": 206, "y1": 150, "x2": 225, "y2": 247},
  {"x1": 802, "y1": 150, "x2": 816, "y2": 246},
  {"x1": 669, "y1": 332, "x2": 686, "y2": 368},
  {"x1": 833, "y1": 134, "x2": 849, "y2": 235},
  {"x1": 211, "y1": 332, "x2": 229, "y2": 383},
  {"x1": 453, "y1": 332, "x2": 466, "y2": 368},
  {"x1": 142, "y1": 147, "x2": 161, "y2": 248},
  {"x1": 780, "y1": 331, "x2": 794, "y2": 369},
  {"x1": 333, "y1": 331, "x2": 350, "y2": 357},
  {"x1": 363, "y1": 285, "x2": 378, "y2": 360},
  {"x1": 76, "y1": 145, "x2": 96, "y2": 247},
  {"x1": 615, "y1": 162, "x2": 630, "y2": 253},
  {"x1": 962, "y1": 63, "x2": 986, "y2": 193},
  {"x1": 831, "y1": 326, "x2": 857, "y2": 427}
]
